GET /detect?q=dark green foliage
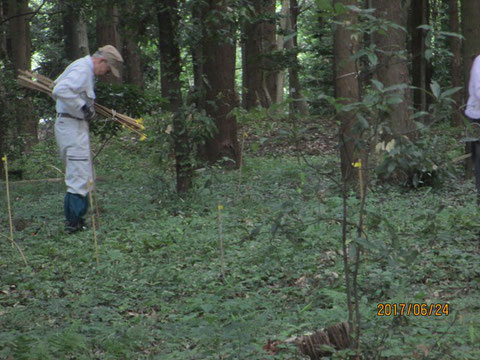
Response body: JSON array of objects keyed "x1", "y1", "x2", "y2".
[{"x1": 91, "y1": 83, "x2": 166, "y2": 140}]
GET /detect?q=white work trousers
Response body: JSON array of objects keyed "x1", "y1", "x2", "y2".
[{"x1": 55, "y1": 116, "x2": 94, "y2": 196}]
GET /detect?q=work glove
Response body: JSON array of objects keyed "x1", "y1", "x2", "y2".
[{"x1": 81, "y1": 104, "x2": 96, "y2": 122}]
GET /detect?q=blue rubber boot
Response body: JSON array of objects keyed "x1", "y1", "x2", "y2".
[{"x1": 64, "y1": 192, "x2": 89, "y2": 233}]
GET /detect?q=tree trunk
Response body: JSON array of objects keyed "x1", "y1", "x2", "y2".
[
  {"x1": 243, "y1": 0, "x2": 277, "y2": 109},
  {"x1": 203, "y1": 0, "x2": 240, "y2": 165},
  {"x1": 0, "y1": 63, "x2": 6, "y2": 172},
  {"x1": 449, "y1": 0, "x2": 462, "y2": 127},
  {"x1": 372, "y1": 0, "x2": 414, "y2": 137},
  {"x1": 409, "y1": 0, "x2": 429, "y2": 116},
  {"x1": 0, "y1": 0, "x2": 6, "y2": 59},
  {"x1": 123, "y1": 36, "x2": 144, "y2": 88},
  {"x1": 462, "y1": 0, "x2": 480, "y2": 178},
  {"x1": 7, "y1": 0, "x2": 36, "y2": 152},
  {"x1": 120, "y1": 2, "x2": 144, "y2": 88},
  {"x1": 96, "y1": 1, "x2": 123, "y2": 84},
  {"x1": 157, "y1": 0, "x2": 192, "y2": 194},
  {"x1": 286, "y1": 0, "x2": 309, "y2": 116},
  {"x1": 60, "y1": 0, "x2": 89, "y2": 61},
  {"x1": 191, "y1": 1, "x2": 207, "y2": 109},
  {"x1": 333, "y1": 0, "x2": 360, "y2": 182},
  {"x1": 275, "y1": 0, "x2": 289, "y2": 104}
]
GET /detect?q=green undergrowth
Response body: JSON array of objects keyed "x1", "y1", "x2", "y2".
[{"x1": 1, "y1": 135, "x2": 480, "y2": 359}]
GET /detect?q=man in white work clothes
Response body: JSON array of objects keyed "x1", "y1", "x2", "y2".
[{"x1": 52, "y1": 45, "x2": 123, "y2": 233}]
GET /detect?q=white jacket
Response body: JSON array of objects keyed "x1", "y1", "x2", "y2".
[
  {"x1": 52, "y1": 55, "x2": 95, "y2": 119},
  {"x1": 466, "y1": 55, "x2": 480, "y2": 119}
]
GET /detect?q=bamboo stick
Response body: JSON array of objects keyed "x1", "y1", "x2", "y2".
[
  {"x1": 2, "y1": 155, "x2": 28, "y2": 267},
  {"x1": 16, "y1": 71, "x2": 146, "y2": 137},
  {"x1": 88, "y1": 181, "x2": 99, "y2": 266}
]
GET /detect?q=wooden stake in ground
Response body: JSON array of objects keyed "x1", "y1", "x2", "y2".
[
  {"x1": 237, "y1": 131, "x2": 247, "y2": 192},
  {"x1": 2, "y1": 155, "x2": 28, "y2": 266},
  {"x1": 217, "y1": 204, "x2": 226, "y2": 281},
  {"x1": 88, "y1": 181, "x2": 99, "y2": 266}
]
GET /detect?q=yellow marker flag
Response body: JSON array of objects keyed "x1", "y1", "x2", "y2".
[
  {"x1": 353, "y1": 160, "x2": 362, "y2": 168},
  {"x1": 1, "y1": 155, "x2": 6, "y2": 162},
  {"x1": 218, "y1": 205, "x2": 224, "y2": 211}
]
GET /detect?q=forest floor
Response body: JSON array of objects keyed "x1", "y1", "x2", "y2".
[{"x1": 1, "y1": 117, "x2": 480, "y2": 359}]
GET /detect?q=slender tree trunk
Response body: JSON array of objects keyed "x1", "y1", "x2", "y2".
[
  {"x1": 462, "y1": 0, "x2": 480, "y2": 178},
  {"x1": 275, "y1": 0, "x2": 289, "y2": 104},
  {"x1": 410, "y1": 0, "x2": 429, "y2": 115},
  {"x1": 333, "y1": 0, "x2": 360, "y2": 183},
  {"x1": 191, "y1": 1, "x2": 207, "y2": 109},
  {"x1": 372, "y1": 0, "x2": 414, "y2": 137},
  {"x1": 96, "y1": 1, "x2": 123, "y2": 84},
  {"x1": 0, "y1": 0, "x2": 6, "y2": 59},
  {"x1": 7, "y1": 0, "x2": 36, "y2": 152},
  {"x1": 60, "y1": 0, "x2": 89, "y2": 61},
  {"x1": 0, "y1": 65, "x2": 6, "y2": 172},
  {"x1": 0, "y1": 0, "x2": 6, "y2": 170},
  {"x1": 157, "y1": 0, "x2": 192, "y2": 193},
  {"x1": 286, "y1": 0, "x2": 309, "y2": 116},
  {"x1": 449, "y1": 0, "x2": 462, "y2": 127},
  {"x1": 203, "y1": 0, "x2": 240, "y2": 165},
  {"x1": 243, "y1": 0, "x2": 277, "y2": 109}
]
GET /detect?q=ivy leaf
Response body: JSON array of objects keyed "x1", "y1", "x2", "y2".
[{"x1": 430, "y1": 80, "x2": 441, "y2": 99}]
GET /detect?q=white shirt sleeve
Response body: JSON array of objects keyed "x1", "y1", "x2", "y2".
[{"x1": 52, "y1": 69, "x2": 89, "y2": 111}]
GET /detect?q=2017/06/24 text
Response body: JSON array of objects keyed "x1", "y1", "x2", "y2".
[{"x1": 377, "y1": 303, "x2": 450, "y2": 317}]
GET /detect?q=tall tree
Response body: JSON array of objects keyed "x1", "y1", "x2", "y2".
[
  {"x1": 6, "y1": 0, "x2": 37, "y2": 152},
  {"x1": 409, "y1": 0, "x2": 430, "y2": 115},
  {"x1": 449, "y1": 0, "x2": 462, "y2": 127},
  {"x1": 333, "y1": 0, "x2": 360, "y2": 182},
  {"x1": 120, "y1": 2, "x2": 145, "y2": 88},
  {"x1": 0, "y1": 0, "x2": 6, "y2": 59},
  {"x1": 372, "y1": 0, "x2": 414, "y2": 137},
  {"x1": 123, "y1": 35, "x2": 144, "y2": 88},
  {"x1": 157, "y1": 0, "x2": 192, "y2": 193},
  {"x1": 59, "y1": 0, "x2": 89, "y2": 61},
  {"x1": 276, "y1": 0, "x2": 289, "y2": 104},
  {"x1": 242, "y1": 0, "x2": 277, "y2": 109},
  {"x1": 96, "y1": 1, "x2": 122, "y2": 83},
  {"x1": 202, "y1": 0, "x2": 240, "y2": 165},
  {"x1": 285, "y1": 0, "x2": 308, "y2": 116}
]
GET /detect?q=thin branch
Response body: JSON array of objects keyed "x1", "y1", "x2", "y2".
[{"x1": 0, "y1": 0, "x2": 48, "y2": 26}]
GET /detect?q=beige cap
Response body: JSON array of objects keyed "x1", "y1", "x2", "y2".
[{"x1": 98, "y1": 45, "x2": 124, "y2": 78}]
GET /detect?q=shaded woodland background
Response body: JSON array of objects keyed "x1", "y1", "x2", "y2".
[{"x1": 0, "y1": 0, "x2": 476, "y2": 188}]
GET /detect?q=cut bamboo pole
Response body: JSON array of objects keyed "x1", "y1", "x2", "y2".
[
  {"x1": 2, "y1": 155, "x2": 28, "y2": 267},
  {"x1": 88, "y1": 181, "x2": 99, "y2": 266},
  {"x1": 16, "y1": 71, "x2": 146, "y2": 138},
  {"x1": 217, "y1": 203, "x2": 226, "y2": 282}
]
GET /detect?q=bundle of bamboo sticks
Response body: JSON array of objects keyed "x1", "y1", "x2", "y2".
[{"x1": 16, "y1": 70, "x2": 146, "y2": 139}]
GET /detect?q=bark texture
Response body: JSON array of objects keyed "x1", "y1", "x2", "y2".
[
  {"x1": 202, "y1": 0, "x2": 240, "y2": 165},
  {"x1": 157, "y1": 0, "x2": 192, "y2": 193},
  {"x1": 409, "y1": 0, "x2": 430, "y2": 115},
  {"x1": 333, "y1": 0, "x2": 360, "y2": 182},
  {"x1": 286, "y1": 0, "x2": 308, "y2": 116},
  {"x1": 7, "y1": 0, "x2": 37, "y2": 152},
  {"x1": 372, "y1": 0, "x2": 414, "y2": 137},
  {"x1": 96, "y1": 2, "x2": 123, "y2": 83},
  {"x1": 60, "y1": 0, "x2": 89, "y2": 61},
  {"x1": 243, "y1": 0, "x2": 277, "y2": 108},
  {"x1": 449, "y1": 0, "x2": 462, "y2": 127}
]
